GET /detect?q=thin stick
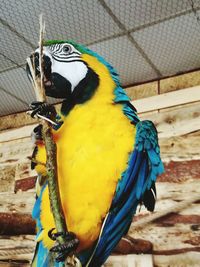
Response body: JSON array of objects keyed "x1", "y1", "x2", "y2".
[
  {"x1": 26, "y1": 57, "x2": 41, "y2": 100},
  {"x1": 39, "y1": 14, "x2": 46, "y2": 100},
  {"x1": 27, "y1": 14, "x2": 72, "y2": 265}
]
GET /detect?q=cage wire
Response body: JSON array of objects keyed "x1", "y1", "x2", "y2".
[{"x1": 0, "y1": 0, "x2": 200, "y2": 116}]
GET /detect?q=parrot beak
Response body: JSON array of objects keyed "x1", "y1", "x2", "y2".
[
  {"x1": 26, "y1": 48, "x2": 76, "y2": 99},
  {"x1": 43, "y1": 76, "x2": 52, "y2": 87},
  {"x1": 26, "y1": 52, "x2": 54, "y2": 95}
]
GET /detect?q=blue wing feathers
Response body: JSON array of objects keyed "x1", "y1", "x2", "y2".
[
  {"x1": 136, "y1": 156, "x2": 148, "y2": 199},
  {"x1": 147, "y1": 149, "x2": 162, "y2": 165},
  {"x1": 87, "y1": 120, "x2": 164, "y2": 266},
  {"x1": 112, "y1": 151, "x2": 141, "y2": 208},
  {"x1": 101, "y1": 219, "x2": 132, "y2": 261},
  {"x1": 32, "y1": 197, "x2": 41, "y2": 220}
]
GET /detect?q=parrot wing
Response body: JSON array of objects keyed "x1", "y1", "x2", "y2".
[{"x1": 81, "y1": 120, "x2": 164, "y2": 267}]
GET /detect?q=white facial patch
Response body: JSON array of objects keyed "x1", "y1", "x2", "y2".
[
  {"x1": 35, "y1": 44, "x2": 88, "y2": 91},
  {"x1": 51, "y1": 60, "x2": 88, "y2": 91}
]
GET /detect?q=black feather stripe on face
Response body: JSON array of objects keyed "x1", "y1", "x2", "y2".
[
  {"x1": 45, "y1": 73, "x2": 72, "y2": 99},
  {"x1": 72, "y1": 67, "x2": 99, "y2": 104},
  {"x1": 61, "y1": 67, "x2": 99, "y2": 116}
]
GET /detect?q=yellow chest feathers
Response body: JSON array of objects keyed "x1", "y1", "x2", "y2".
[{"x1": 40, "y1": 55, "x2": 136, "y2": 251}]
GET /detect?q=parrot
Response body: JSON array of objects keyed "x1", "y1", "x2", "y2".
[{"x1": 26, "y1": 40, "x2": 164, "y2": 267}]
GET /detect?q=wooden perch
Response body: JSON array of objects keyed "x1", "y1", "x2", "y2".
[{"x1": 26, "y1": 14, "x2": 71, "y2": 265}]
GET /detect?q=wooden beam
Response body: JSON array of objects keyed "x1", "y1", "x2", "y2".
[
  {"x1": 140, "y1": 102, "x2": 200, "y2": 138},
  {"x1": 1, "y1": 102, "x2": 200, "y2": 144},
  {"x1": 0, "y1": 179, "x2": 199, "y2": 219},
  {"x1": 158, "y1": 160, "x2": 200, "y2": 183},
  {"x1": 153, "y1": 252, "x2": 200, "y2": 267},
  {"x1": 104, "y1": 255, "x2": 153, "y2": 267},
  {"x1": 0, "y1": 261, "x2": 30, "y2": 267},
  {"x1": 0, "y1": 166, "x2": 15, "y2": 192},
  {"x1": 132, "y1": 86, "x2": 200, "y2": 113},
  {"x1": 0, "y1": 85, "x2": 199, "y2": 132},
  {"x1": 160, "y1": 70, "x2": 200, "y2": 94},
  {"x1": 114, "y1": 236, "x2": 153, "y2": 255},
  {"x1": 153, "y1": 181, "x2": 200, "y2": 212},
  {"x1": 14, "y1": 176, "x2": 37, "y2": 193},
  {"x1": 0, "y1": 235, "x2": 34, "y2": 261},
  {"x1": 0, "y1": 167, "x2": 199, "y2": 215},
  {"x1": 12, "y1": 159, "x2": 200, "y2": 193},
  {"x1": 0, "y1": 112, "x2": 35, "y2": 132},
  {"x1": 0, "y1": 213, "x2": 35, "y2": 235},
  {"x1": 125, "y1": 81, "x2": 158, "y2": 100},
  {"x1": 0, "y1": 192, "x2": 35, "y2": 213},
  {"x1": 159, "y1": 132, "x2": 200, "y2": 161},
  {"x1": 129, "y1": 221, "x2": 200, "y2": 251},
  {"x1": 1, "y1": 158, "x2": 198, "y2": 196},
  {"x1": 154, "y1": 213, "x2": 200, "y2": 227},
  {"x1": 0, "y1": 125, "x2": 35, "y2": 143},
  {"x1": 1, "y1": 211, "x2": 199, "y2": 236},
  {"x1": 0, "y1": 139, "x2": 33, "y2": 169}
]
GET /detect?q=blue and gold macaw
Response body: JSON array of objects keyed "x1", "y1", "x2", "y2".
[{"x1": 27, "y1": 40, "x2": 164, "y2": 267}]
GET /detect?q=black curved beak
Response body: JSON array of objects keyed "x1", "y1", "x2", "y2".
[
  {"x1": 26, "y1": 52, "x2": 72, "y2": 99},
  {"x1": 26, "y1": 52, "x2": 52, "y2": 81}
]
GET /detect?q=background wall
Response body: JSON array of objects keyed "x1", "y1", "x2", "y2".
[{"x1": 0, "y1": 70, "x2": 200, "y2": 267}]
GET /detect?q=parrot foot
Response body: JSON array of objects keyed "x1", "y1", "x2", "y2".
[
  {"x1": 29, "y1": 101, "x2": 56, "y2": 121},
  {"x1": 48, "y1": 229, "x2": 79, "y2": 262}
]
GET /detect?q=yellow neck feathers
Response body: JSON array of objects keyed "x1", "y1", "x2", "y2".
[{"x1": 81, "y1": 54, "x2": 116, "y2": 104}]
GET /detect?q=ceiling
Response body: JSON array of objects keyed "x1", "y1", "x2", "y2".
[{"x1": 0, "y1": 0, "x2": 200, "y2": 116}]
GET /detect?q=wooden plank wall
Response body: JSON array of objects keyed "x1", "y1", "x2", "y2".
[{"x1": 0, "y1": 70, "x2": 200, "y2": 267}]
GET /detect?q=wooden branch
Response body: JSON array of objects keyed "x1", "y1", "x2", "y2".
[
  {"x1": 38, "y1": 14, "x2": 45, "y2": 98},
  {"x1": 26, "y1": 14, "x2": 71, "y2": 264}
]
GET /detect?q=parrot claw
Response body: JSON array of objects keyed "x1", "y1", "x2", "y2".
[
  {"x1": 48, "y1": 229, "x2": 79, "y2": 262},
  {"x1": 28, "y1": 101, "x2": 57, "y2": 121},
  {"x1": 48, "y1": 228, "x2": 66, "y2": 241}
]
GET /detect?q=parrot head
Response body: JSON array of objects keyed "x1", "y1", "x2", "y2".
[{"x1": 27, "y1": 40, "x2": 119, "y2": 103}]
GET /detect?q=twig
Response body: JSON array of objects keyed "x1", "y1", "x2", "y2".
[
  {"x1": 26, "y1": 14, "x2": 72, "y2": 265},
  {"x1": 39, "y1": 14, "x2": 45, "y2": 94}
]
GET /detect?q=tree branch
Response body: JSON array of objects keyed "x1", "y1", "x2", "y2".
[{"x1": 26, "y1": 14, "x2": 73, "y2": 265}]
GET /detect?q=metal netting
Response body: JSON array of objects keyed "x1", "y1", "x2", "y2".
[{"x1": 0, "y1": 0, "x2": 200, "y2": 116}]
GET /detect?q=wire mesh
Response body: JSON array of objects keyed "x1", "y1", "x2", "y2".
[
  {"x1": 105, "y1": 0, "x2": 194, "y2": 30},
  {"x1": 133, "y1": 12, "x2": 200, "y2": 76},
  {"x1": 89, "y1": 36, "x2": 158, "y2": 86},
  {"x1": 0, "y1": 0, "x2": 200, "y2": 116}
]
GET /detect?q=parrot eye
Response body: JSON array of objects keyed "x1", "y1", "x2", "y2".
[{"x1": 63, "y1": 45, "x2": 71, "y2": 54}]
